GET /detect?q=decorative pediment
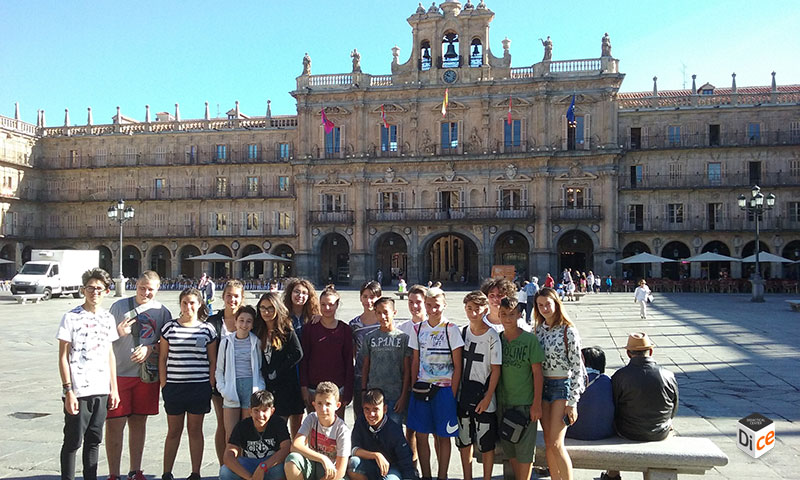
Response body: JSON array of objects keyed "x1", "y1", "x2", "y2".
[
  {"x1": 554, "y1": 162, "x2": 598, "y2": 181},
  {"x1": 371, "y1": 167, "x2": 409, "y2": 185},
  {"x1": 493, "y1": 163, "x2": 532, "y2": 182},
  {"x1": 492, "y1": 97, "x2": 531, "y2": 108},
  {"x1": 315, "y1": 171, "x2": 351, "y2": 186},
  {"x1": 321, "y1": 106, "x2": 351, "y2": 115},
  {"x1": 433, "y1": 100, "x2": 468, "y2": 112},
  {"x1": 372, "y1": 104, "x2": 407, "y2": 113},
  {"x1": 432, "y1": 162, "x2": 470, "y2": 184},
  {"x1": 557, "y1": 94, "x2": 596, "y2": 104}
]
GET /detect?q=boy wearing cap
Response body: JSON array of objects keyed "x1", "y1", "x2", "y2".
[{"x1": 602, "y1": 332, "x2": 678, "y2": 480}]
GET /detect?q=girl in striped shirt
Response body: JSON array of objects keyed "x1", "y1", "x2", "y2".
[{"x1": 159, "y1": 287, "x2": 218, "y2": 480}]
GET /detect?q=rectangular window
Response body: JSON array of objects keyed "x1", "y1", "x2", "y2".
[
  {"x1": 791, "y1": 122, "x2": 800, "y2": 143},
  {"x1": 668, "y1": 126, "x2": 681, "y2": 146},
  {"x1": 630, "y1": 165, "x2": 643, "y2": 188},
  {"x1": 501, "y1": 188, "x2": 521, "y2": 210},
  {"x1": 69, "y1": 150, "x2": 79, "y2": 167},
  {"x1": 186, "y1": 145, "x2": 197, "y2": 163},
  {"x1": 278, "y1": 212, "x2": 292, "y2": 230},
  {"x1": 381, "y1": 125, "x2": 398, "y2": 152},
  {"x1": 247, "y1": 144, "x2": 259, "y2": 160},
  {"x1": 790, "y1": 160, "x2": 800, "y2": 178},
  {"x1": 708, "y1": 203, "x2": 722, "y2": 230},
  {"x1": 215, "y1": 213, "x2": 227, "y2": 231},
  {"x1": 321, "y1": 193, "x2": 343, "y2": 212},
  {"x1": 154, "y1": 145, "x2": 167, "y2": 163},
  {"x1": 215, "y1": 144, "x2": 227, "y2": 160},
  {"x1": 748, "y1": 123, "x2": 761, "y2": 143},
  {"x1": 441, "y1": 122, "x2": 458, "y2": 150},
  {"x1": 709, "y1": 124, "x2": 720, "y2": 146},
  {"x1": 789, "y1": 202, "x2": 800, "y2": 222},
  {"x1": 668, "y1": 163, "x2": 682, "y2": 185},
  {"x1": 246, "y1": 212, "x2": 259, "y2": 230},
  {"x1": 278, "y1": 143, "x2": 291, "y2": 159},
  {"x1": 630, "y1": 127, "x2": 641, "y2": 150},
  {"x1": 278, "y1": 176, "x2": 289, "y2": 192},
  {"x1": 247, "y1": 176, "x2": 259, "y2": 193},
  {"x1": 381, "y1": 191, "x2": 401, "y2": 212},
  {"x1": 564, "y1": 187, "x2": 584, "y2": 208},
  {"x1": 325, "y1": 127, "x2": 341, "y2": 155},
  {"x1": 504, "y1": 120, "x2": 522, "y2": 148},
  {"x1": 216, "y1": 177, "x2": 228, "y2": 195},
  {"x1": 124, "y1": 147, "x2": 136, "y2": 165},
  {"x1": 153, "y1": 213, "x2": 167, "y2": 228},
  {"x1": 567, "y1": 116, "x2": 584, "y2": 150},
  {"x1": 628, "y1": 204, "x2": 644, "y2": 231},
  {"x1": 668, "y1": 203, "x2": 684, "y2": 224},
  {"x1": 707, "y1": 162, "x2": 722, "y2": 186},
  {"x1": 749, "y1": 161, "x2": 761, "y2": 185}
]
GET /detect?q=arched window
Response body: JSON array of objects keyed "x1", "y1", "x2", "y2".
[
  {"x1": 441, "y1": 32, "x2": 459, "y2": 68},
  {"x1": 420, "y1": 40, "x2": 431, "y2": 71},
  {"x1": 470, "y1": 38, "x2": 483, "y2": 67}
]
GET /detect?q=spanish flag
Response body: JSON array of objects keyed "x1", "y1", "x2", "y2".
[
  {"x1": 381, "y1": 104, "x2": 389, "y2": 129},
  {"x1": 507, "y1": 96, "x2": 513, "y2": 125},
  {"x1": 441, "y1": 88, "x2": 449, "y2": 117}
]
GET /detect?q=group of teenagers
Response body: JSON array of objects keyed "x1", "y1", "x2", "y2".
[{"x1": 57, "y1": 268, "x2": 592, "y2": 480}]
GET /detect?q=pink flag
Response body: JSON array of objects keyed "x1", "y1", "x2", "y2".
[
  {"x1": 321, "y1": 108, "x2": 334, "y2": 134},
  {"x1": 381, "y1": 104, "x2": 389, "y2": 129}
]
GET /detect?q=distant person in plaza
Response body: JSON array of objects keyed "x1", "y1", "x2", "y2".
[
  {"x1": 376, "y1": 268, "x2": 383, "y2": 285},
  {"x1": 198, "y1": 272, "x2": 215, "y2": 315},
  {"x1": 361, "y1": 297, "x2": 411, "y2": 426},
  {"x1": 350, "y1": 280, "x2": 382, "y2": 417},
  {"x1": 216, "y1": 305, "x2": 266, "y2": 454},
  {"x1": 300, "y1": 285, "x2": 354, "y2": 419},
  {"x1": 285, "y1": 381, "x2": 351, "y2": 480},
  {"x1": 523, "y1": 277, "x2": 539, "y2": 324},
  {"x1": 220, "y1": 390, "x2": 291, "y2": 480},
  {"x1": 534, "y1": 287, "x2": 585, "y2": 480},
  {"x1": 348, "y1": 388, "x2": 416, "y2": 480},
  {"x1": 159, "y1": 287, "x2": 217, "y2": 480},
  {"x1": 106, "y1": 270, "x2": 172, "y2": 480},
  {"x1": 602, "y1": 333, "x2": 678, "y2": 480},
  {"x1": 633, "y1": 279, "x2": 652, "y2": 319},
  {"x1": 257, "y1": 291, "x2": 305, "y2": 427},
  {"x1": 457, "y1": 291, "x2": 501, "y2": 480},
  {"x1": 398, "y1": 277, "x2": 407, "y2": 293},
  {"x1": 605, "y1": 275, "x2": 613, "y2": 293},
  {"x1": 407, "y1": 287, "x2": 464, "y2": 480},
  {"x1": 208, "y1": 280, "x2": 246, "y2": 464},
  {"x1": 283, "y1": 277, "x2": 321, "y2": 437},
  {"x1": 268, "y1": 280, "x2": 279, "y2": 292},
  {"x1": 57, "y1": 268, "x2": 120, "y2": 480},
  {"x1": 517, "y1": 281, "x2": 528, "y2": 319},
  {"x1": 497, "y1": 296, "x2": 544, "y2": 480},
  {"x1": 544, "y1": 273, "x2": 555, "y2": 288},
  {"x1": 566, "y1": 347, "x2": 614, "y2": 441}
]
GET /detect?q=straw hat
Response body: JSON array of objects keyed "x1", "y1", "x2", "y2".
[{"x1": 626, "y1": 332, "x2": 654, "y2": 351}]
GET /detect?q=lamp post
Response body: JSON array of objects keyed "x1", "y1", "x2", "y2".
[
  {"x1": 108, "y1": 199, "x2": 135, "y2": 297},
  {"x1": 738, "y1": 185, "x2": 775, "y2": 302}
]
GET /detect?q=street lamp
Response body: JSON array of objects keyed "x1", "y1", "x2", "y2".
[
  {"x1": 108, "y1": 199, "x2": 135, "y2": 297},
  {"x1": 737, "y1": 185, "x2": 776, "y2": 302}
]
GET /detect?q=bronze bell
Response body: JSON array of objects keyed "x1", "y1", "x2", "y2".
[
  {"x1": 444, "y1": 42, "x2": 457, "y2": 59},
  {"x1": 423, "y1": 47, "x2": 431, "y2": 60},
  {"x1": 472, "y1": 44, "x2": 480, "y2": 56}
]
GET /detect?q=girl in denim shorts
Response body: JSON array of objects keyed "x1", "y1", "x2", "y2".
[{"x1": 533, "y1": 287, "x2": 586, "y2": 480}]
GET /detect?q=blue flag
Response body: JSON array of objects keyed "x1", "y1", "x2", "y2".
[{"x1": 566, "y1": 95, "x2": 576, "y2": 127}]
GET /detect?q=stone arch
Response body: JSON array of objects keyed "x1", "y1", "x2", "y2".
[
  {"x1": 493, "y1": 230, "x2": 530, "y2": 281},
  {"x1": 122, "y1": 245, "x2": 142, "y2": 279},
  {"x1": 374, "y1": 232, "x2": 408, "y2": 287},
  {"x1": 96, "y1": 245, "x2": 113, "y2": 275},
  {"x1": 742, "y1": 240, "x2": 771, "y2": 279},
  {"x1": 179, "y1": 244, "x2": 201, "y2": 278},
  {"x1": 782, "y1": 240, "x2": 800, "y2": 280},
  {"x1": 469, "y1": 37, "x2": 483, "y2": 67},
  {"x1": 240, "y1": 244, "x2": 263, "y2": 280},
  {"x1": 421, "y1": 231, "x2": 480, "y2": 285},
  {"x1": 319, "y1": 233, "x2": 350, "y2": 285},
  {"x1": 210, "y1": 244, "x2": 233, "y2": 278},
  {"x1": 419, "y1": 39, "x2": 432, "y2": 71},
  {"x1": 701, "y1": 240, "x2": 732, "y2": 279},
  {"x1": 0, "y1": 244, "x2": 15, "y2": 279},
  {"x1": 441, "y1": 30, "x2": 460, "y2": 68},
  {"x1": 661, "y1": 241, "x2": 690, "y2": 280},
  {"x1": 621, "y1": 241, "x2": 652, "y2": 280},
  {"x1": 271, "y1": 244, "x2": 295, "y2": 280},
  {"x1": 556, "y1": 229, "x2": 596, "y2": 274},
  {"x1": 148, "y1": 245, "x2": 171, "y2": 279}
]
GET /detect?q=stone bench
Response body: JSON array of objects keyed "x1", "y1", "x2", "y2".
[
  {"x1": 394, "y1": 291, "x2": 408, "y2": 300},
  {"x1": 786, "y1": 299, "x2": 800, "y2": 312},
  {"x1": 483, "y1": 432, "x2": 728, "y2": 480},
  {"x1": 564, "y1": 292, "x2": 587, "y2": 301},
  {"x1": 12, "y1": 294, "x2": 44, "y2": 304}
]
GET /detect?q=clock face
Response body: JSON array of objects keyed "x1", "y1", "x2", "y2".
[{"x1": 443, "y1": 69, "x2": 457, "y2": 84}]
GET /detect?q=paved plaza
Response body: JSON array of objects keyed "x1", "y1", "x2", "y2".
[{"x1": 0, "y1": 287, "x2": 798, "y2": 479}]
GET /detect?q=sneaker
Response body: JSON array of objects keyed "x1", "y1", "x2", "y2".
[
  {"x1": 128, "y1": 471, "x2": 146, "y2": 480},
  {"x1": 186, "y1": 474, "x2": 201, "y2": 480},
  {"x1": 600, "y1": 473, "x2": 621, "y2": 480},
  {"x1": 161, "y1": 474, "x2": 174, "y2": 480}
]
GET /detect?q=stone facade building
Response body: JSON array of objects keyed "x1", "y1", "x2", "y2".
[{"x1": 2, "y1": 1, "x2": 799, "y2": 287}]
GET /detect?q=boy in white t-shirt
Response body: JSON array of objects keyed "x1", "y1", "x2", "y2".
[
  {"x1": 285, "y1": 381, "x2": 351, "y2": 480},
  {"x1": 407, "y1": 287, "x2": 464, "y2": 480},
  {"x1": 57, "y1": 268, "x2": 120, "y2": 480}
]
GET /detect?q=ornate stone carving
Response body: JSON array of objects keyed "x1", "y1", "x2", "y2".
[{"x1": 505, "y1": 163, "x2": 517, "y2": 180}]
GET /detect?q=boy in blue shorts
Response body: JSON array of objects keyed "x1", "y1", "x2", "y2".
[{"x1": 407, "y1": 287, "x2": 463, "y2": 480}]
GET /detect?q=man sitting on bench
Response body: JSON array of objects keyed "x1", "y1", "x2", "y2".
[{"x1": 601, "y1": 332, "x2": 679, "y2": 480}]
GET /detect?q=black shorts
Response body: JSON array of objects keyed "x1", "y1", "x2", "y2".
[{"x1": 162, "y1": 382, "x2": 212, "y2": 416}]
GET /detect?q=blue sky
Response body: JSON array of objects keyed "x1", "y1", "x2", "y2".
[{"x1": 2, "y1": 0, "x2": 798, "y2": 125}]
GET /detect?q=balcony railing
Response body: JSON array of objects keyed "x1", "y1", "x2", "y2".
[
  {"x1": 619, "y1": 131, "x2": 800, "y2": 151},
  {"x1": 308, "y1": 210, "x2": 356, "y2": 224},
  {"x1": 34, "y1": 183, "x2": 295, "y2": 203},
  {"x1": 366, "y1": 206, "x2": 536, "y2": 223},
  {"x1": 619, "y1": 89, "x2": 800, "y2": 110},
  {"x1": 619, "y1": 215, "x2": 794, "y2": 233},
  {"x1": 550, "y1": 206, "x2": 602, "y2": 221},
  {"x1": 619, "y1": 171, "x2": 800, "y2": 190},
  {"x1": 22, "y1": 223, "x2": 297, "y2": 240}
]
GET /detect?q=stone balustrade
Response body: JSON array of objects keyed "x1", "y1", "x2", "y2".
[
  {"x1": 619, "y1": 88, "x2": 800, "y2": 110},
  {"x1": 0, "y1": 115, "x2": 37, "y2": 136}
]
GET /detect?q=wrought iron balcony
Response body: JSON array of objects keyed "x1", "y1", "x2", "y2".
[
  {"x1": 308, "y1": 210, "x2": 356, "y2": 224},
  {"x1": 550, "y1": 206, "x2": 602, "y2": 221},
  {"x1": 619, "y1": 171, "x2": 800, "y2": 190},
  {"x1": 366, "y1": 206, "x2": 536, "y2": 223}
]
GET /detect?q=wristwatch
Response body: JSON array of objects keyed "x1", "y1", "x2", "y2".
[{"x1": 62, "y1": 384, "x2": 73, "y2": 395}]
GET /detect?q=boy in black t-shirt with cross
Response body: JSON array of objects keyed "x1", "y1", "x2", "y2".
[{"x1": 220, "y1": 390, "x2": 291, "y2": 480}]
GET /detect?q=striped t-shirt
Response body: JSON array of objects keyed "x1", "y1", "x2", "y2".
[{"x1": 161, "y1": 320, "x2": 217, "y2": 383}]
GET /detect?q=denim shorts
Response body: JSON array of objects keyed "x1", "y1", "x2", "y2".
[
  {"x1": 542, "y1": 377, "x2": 571, "y2": 403},
  {"x1": 235, "y1": 377, "x2": 253, "y2": 408}
]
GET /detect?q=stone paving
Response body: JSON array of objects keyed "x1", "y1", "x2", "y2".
[{"x1": 0, "y1": 287, "x2": 798, "y2": 479}]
